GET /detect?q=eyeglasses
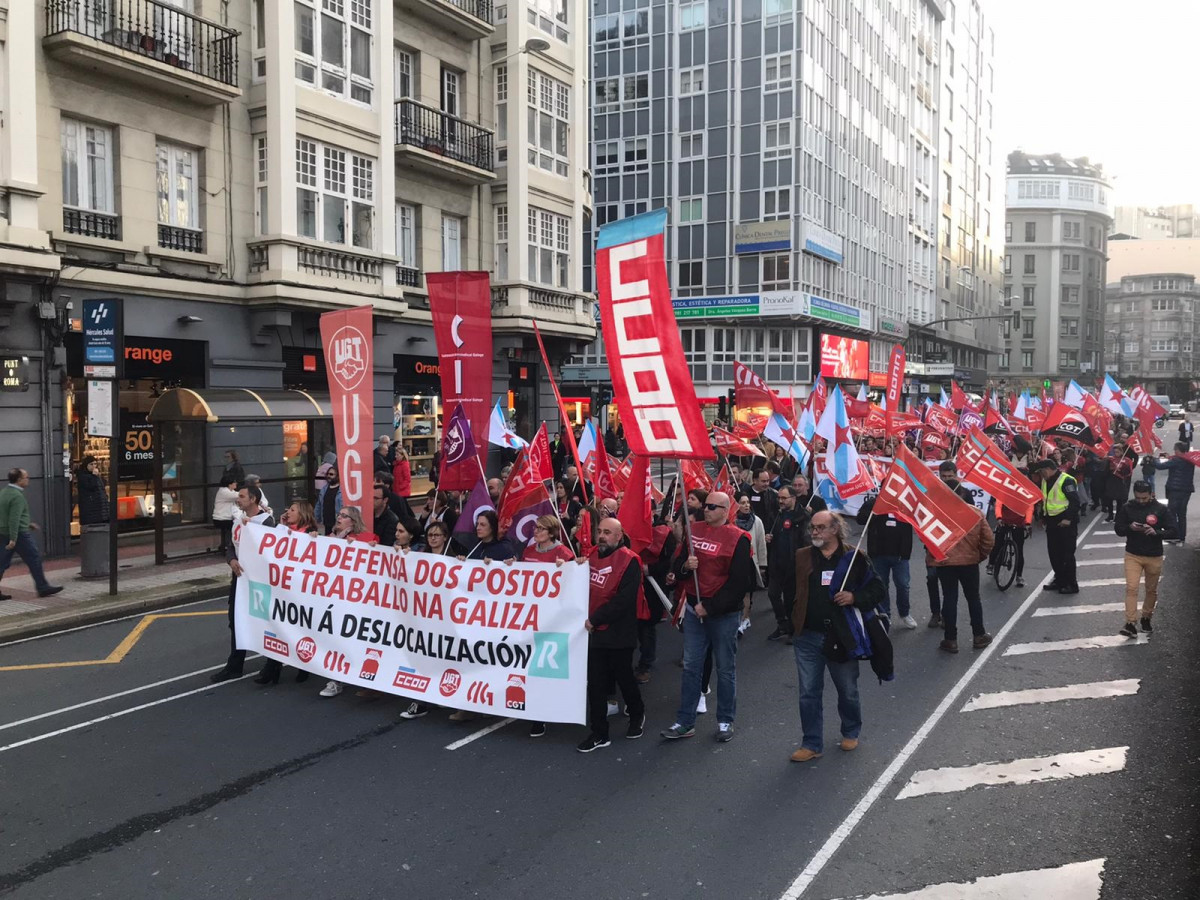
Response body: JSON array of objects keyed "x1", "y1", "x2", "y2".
[
  {"x1": 704, "y1": 503, "x2": 728, "y2": 511},
  {"x1": 534, "y1": 525, "x2": 549, "y2": 532},
  {"x1": 336, "y1": 513, "x2": 351, "y2": 520},
  {"x1": 809, "y1": 523, "x2": 834, "y2": 532}
]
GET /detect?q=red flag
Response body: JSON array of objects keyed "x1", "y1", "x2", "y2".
[
  {"x1": 428, "y1": 272, "x2": 492, "y2": 481},
  {"x1": 733, "y1": 361, "x2": 796, "y2": 434},
  {"x1": 576, "y1": 508, "x2": 594, "y2": 557},
  {"x1": 865, "y1": 404, "x2": 887, "y2": 435},
  {"x1": 528, "y1": 423, "x2": 554, "y2": 483},
  {"x1": 982, "y1": 403, "x2": 1013, "y2": 437},
  {"x1": 1040, "y1": 402, "x2": 1102, "y2": 447},
  {"x1": 950, "y1": 382, "x2": 971, "y2": 413},
  {"x1": 1129, "y1": 386, "x2": 1167, "y2": 433},
  {"x1": 713, "y1": 426, "x2": 765, "y2": 457},
  {"x1": 596, "y1": 210, "x2": 712, "y2": 459},
  {"x1": 921, "y1": 430, "x2": 951, "y2": 454},
  {"x1": 681, "y1": 458, "x2": 714, "y2": 494},
  {"x1": 320, "y1": 305, "x2": 374, "y2": 510},
  {"x1": 873, "y1": 443, "x2": 980, "y2": 561},
  {"x1": 497, "y1": 439, "x2": 551, "y2": 535},
  {"x1": 710, "y1": 465, "x2": 737, "y2": 524},
  {"x1": 1025, "y1": 406, "x2": 1045, "y2": 432},
  {"x1": 888, "y1": 408, "x2": 924, "y2": 432},
  {"x1": 617, "y1": 454, "x2": 653, "y2": 554},
  {"x1": 955, "y1": 426, "x2": 1041, "y2": 520},
  {"x1": 532, "y1": 321, "x2": 588, "y2": 504},
  {"x1": 1182, "y1": 451, "x2": 1200, "y2": 468},
  {"x1": 610, "y1": 455, "x2": 632, "y2": 492},
  {"x1": 578, "y1": 421, "x2": 618, "y2": 500},
  {"x1": 924, "y1": 403, "x2": 957, "y2": 434},
  {"x1": 884, "y1": 345, "x2": 905, "y2": 435},
  {"x1": 845, "y1": 395, "x2": 871, "y2": 420}
]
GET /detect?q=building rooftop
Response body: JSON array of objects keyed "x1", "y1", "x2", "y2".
[{"x1": 1006, "y1": 150, "x2": 1105, "y2": 179}]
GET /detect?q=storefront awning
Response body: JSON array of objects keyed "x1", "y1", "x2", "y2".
[{"x1": 147, "y1": 388, "x2": 330, "y2": 423}]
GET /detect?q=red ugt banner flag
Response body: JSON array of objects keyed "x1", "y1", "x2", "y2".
[
  {"x1": 596, "y1": 210, "x2": 713, "y2": 459},
  {"x1": 428, "y1": 271, "x2": 493, "y2": 488},
  {"x1": 320, "y1": 305, "x2": 374, "y2": 511},
  {"x1": 873, "y1": 443, "x2": 979, "y2": 560},
  {"x1": 955, "y1": 426, "x2": 1041, "y2": 521}
]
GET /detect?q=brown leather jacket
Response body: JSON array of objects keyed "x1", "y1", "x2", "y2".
[{"x1": 927, "y1": 513, "x2": 994, "y2": 567}]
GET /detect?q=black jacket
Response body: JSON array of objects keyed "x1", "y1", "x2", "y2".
[
  {"x1": 1114, "y1": 499, "x2": 1177, "y2": 557},
  {"x1": 767, "y1": 504, "x2": 810, "y2": 575},
  {"x1": 748, "y1": 485, "x2": 779, "y2": 532},
  {"x1": 1154, "y1": 456, "x2": 1196, "y2": 494},
  {"x1": 588, "y1": 547, "x2": 642, "y2": 649},
  {"x1": 373, "y1": 508, "x2": 399, "y2": 547},
  {"x1": 77, "y1": 471, "x2": 109, "y2": 525},
  {"x1": 855, "y1": 496, "x2": 913, "y2": 559}
]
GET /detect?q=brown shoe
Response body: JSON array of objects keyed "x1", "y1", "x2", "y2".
[
  {"x1": 972, "y1": 633, "x2": 993, "y2": 650},
  {"x1": 928, "y1": 615, "x2": 944, "y2": 629},
  {"x1": 448, "y1": 710, "x2": 479, "y2": 722},
  {"x1": 939, "y1": 639, "x2": 959, "y2": 653},
  {"x1": 790, "y1": 747, "x2": 823, "y2": 763},
  {"x1": 634, "y1": 670, "x2": 651, "y2": 684},
  {"x1": 839, "y1": 738, "x2": 859, "y2": 752}
]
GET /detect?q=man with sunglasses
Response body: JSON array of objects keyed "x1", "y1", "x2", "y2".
[{"x1": 661, "y1": 491, "x2": 755, "y2": 743}]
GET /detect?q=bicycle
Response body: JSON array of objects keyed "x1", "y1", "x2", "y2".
[{"x1": 992, "y1": 524, "x2": 1018, "y2": 591}]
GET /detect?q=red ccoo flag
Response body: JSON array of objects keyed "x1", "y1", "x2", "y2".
[
  {"x1": 712, "y1": 426, "x2": 765, "y2": 457},
  {"x1": 617, "y1": 453, "x2": 654, "y2": 554},
  {"x1": 955, "y1": 426, "x2": 1041, "y2": 520},
  {"x1": 873, "y1": 443, "x2": 980, "y2": 560}
]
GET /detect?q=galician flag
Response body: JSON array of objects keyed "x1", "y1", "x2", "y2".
[
  {"x1": 763, "y1": 411, "x2": 811, "y2": 471},
  {"x1": 1064, "y1": 379, "x2": 1089, "y2": 409},
  {"x1": 1099, "y1": 374, "x2": 1135, "y2": 418},
  {"x1": 488, "y1": 399, "x2": 528, "y2": 449},
  {"x1": 815, "y1": 386, "x2": 873, "y2": 497}
]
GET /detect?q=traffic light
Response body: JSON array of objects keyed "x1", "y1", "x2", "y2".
[
  {"x1": 1043, "y1": 379, "x2": 1052, "y2": 390},
  {"x1": 717, "y1": 395, "x2": 727, "y2": 420},
  {"x1": 727, "y1": 388, "x2": 736, "y2": 417},
  {"x1": 589, "y1": 386, "x2": 601, "y2": 413},
  {"x1": 598, "y1": 386, "x2": 612, "y2": 406}
]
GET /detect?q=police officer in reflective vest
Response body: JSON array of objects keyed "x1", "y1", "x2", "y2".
[
  {"x1": 1033, "y1": 458, "x2": 1081, "y2": 595},
  {"x1": 577, "y1": 517, "x2": 647, "y2": 753}
]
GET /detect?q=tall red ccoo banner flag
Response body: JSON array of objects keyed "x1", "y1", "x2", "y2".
[
  {"x1": 595, "y1": 210, "x2": 713, "y2": 459},
  {"x1": 427, "y1": 271, "x2": 493, "y2": 489},
  {"x1": 320, "y1": 305, "x2": 375, "y2": 511}
]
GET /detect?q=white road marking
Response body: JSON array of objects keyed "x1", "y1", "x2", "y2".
[
  {"x1": 827, "y1": 858, "x2": 1106, "y2": 899},
  {"x1": 1033, "y1": 603, "x2": 1125, "y2": 617},
  {"x1": 776, "y1": 513, "x2": 1106, "y2": 899},
  {"x1": 0, "y1": 596, "x2": 222, "y2": 647},
  {"x1": 0, "y1": 658, "x2": 260, "y2": 733},
  {"x1": 1076, "y1": 558, "x2": 1126, "y2": 566},
  {"x1": 1077, "y1": 578, "x2": 1129, "y2": 588},
  {"x1": 896, "y1": 746, "x2": 1127, "y2": 799},
  {"x1": 1005, "y1": 634, "x2": 1150, "y2": 655},
  {"x1": 1082, "y1": 541, "x2": 1126, "y2": 549},
  {"x1": 962, "y1": 679, "x2": 1140, "y2": 712},
  {"x1": 0, "y1": 673, "x2": 254, "y2": 754},
  {"x1": 444, "y1": 717, "x2": 517, "y2": 750}
]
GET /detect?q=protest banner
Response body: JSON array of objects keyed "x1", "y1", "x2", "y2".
[{"x1": 234, "y1": 523, "x2": 589, "y2": 723}]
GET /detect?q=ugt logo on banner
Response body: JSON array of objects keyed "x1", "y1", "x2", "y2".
[{"x1": 320, "y1": 306, "x2": 374, "y2": 508}]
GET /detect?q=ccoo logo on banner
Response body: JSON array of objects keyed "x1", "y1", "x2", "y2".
[{"x1": 233, "y1": 524, "x2": 590, "y2": 724}]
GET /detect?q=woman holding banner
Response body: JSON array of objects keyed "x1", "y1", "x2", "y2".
[
  {"x1": 463, "y1": 509, "x2": 516, "y2": 562},
  {"x1": 521, "y1": 515, "x2": 577, "y2": 564}
]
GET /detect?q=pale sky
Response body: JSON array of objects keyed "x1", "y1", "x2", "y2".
[{"x1": 988, "y1": 0, "x2": 1200, "y2": 207}]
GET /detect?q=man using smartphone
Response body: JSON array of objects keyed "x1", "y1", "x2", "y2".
[{"x1": 1114, "y1": 480, "x2": 1178, "y2": 638}]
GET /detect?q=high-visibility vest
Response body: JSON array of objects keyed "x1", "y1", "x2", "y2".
[{"x1": 1042, "y1": 473, "x2": 1075, "y2": 517}]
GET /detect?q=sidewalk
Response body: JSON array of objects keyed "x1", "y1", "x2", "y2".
[{"x1": 0, "y1": 534, "x2": 230, "y2": 642}]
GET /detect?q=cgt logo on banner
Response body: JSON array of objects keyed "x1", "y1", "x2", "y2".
[{"x1": 234, "y1": 524, "x2": 589, "y2": 724}]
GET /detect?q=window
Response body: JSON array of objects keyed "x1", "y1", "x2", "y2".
[
  {"x1": 1059, "y1": 350, "x2": 1077, "y2": 369},
  {"x1": 623, "y1": 137, "x2": 648, "y2": 170},
  {"x1": 1061, "y1": 286, "x2": 1079, "y2": 304},
  {"x1": 1023, "y1": 254, "x2": 1035, "y2": 275},
  {"x1": 1021, "y1": 350, "x2": 1034, "y2": 370},
  {"x1": 764, "y1": 53, "x2": 792, "y2": 92},
  {"x1": 156, "y1": 141, "x2": 199, "y2": 231},
  {"x1": 394, "y1": 47, "x2": 413, "y2": 98},
  {"x1": 527, "y1": 206, "x2": 570, "y2": 288},
  {"x1": 1062, "y1": 254, "x2": 1080, "y2": 272},
  {"x1": 1063, "y1": 221, "x2": 1081, "y2": 240},
  {"x1": 677, "y1": 260, "x2": 703, "y2": 292},
  {"x1": 998, "y1": 351, "x2": 1010, "y2": 370},
  {"x1": 1124, "y1": 341, "x2": 1139, "y2": 354},
  {"x1": 396, "y1": 202, "x2": 417, "y2": 268},
  {"x1": 295, "y1": 138, "x2": 374, "y2": 248},
  {"x1": 680, "y1": 0, "x2": 705, "y2": 30},
  {"x1": 1005, "y1": 221, "x2": 1012, "y2": 242},
  {"x1": 595, "y1": 140, "x2": 619, "y2": 172},
  {"x1": 622, "y1": 73, "x2": 648, "y2": 103},
  {"x1": 679, "y1": 67, "x2": 704, "y2": 95},
  {"x1": 762, "y1": 253, "x2": 790, "y2": 290},
  {"x1": 528, "y1": 0, "x2": 569, "y2": 42},
  {"x1": 945, "y1": 86, "x2": 953, "y2": 120},
  {"x1": 1016, "y1": 179, "x2": 1061, "y2": 200},
  {"x1": 442, "y1": 215, "x2": 462, "y2": 269},
  {"x1": 944, "y1": 174, "x2": 952, "y2": 205},
  {"x1": 945, "y1": 42, "x2": 955, "y2": 70},
  {"x1": 294, "y1": 0, "x2": 374, "y2": 104},
  {"x1": 943, "y1": 129, "x2": 953, "y2": 162},
  {"x1": 1060, "y1": 318, "x2": 1078, "y2": 337},
  {"x1": 943, "y1": 215, "x2": 951, "y2": 247},
  {"x1": 1022, "y1": 286, "x2": 1035, "y2": 307},
  {"x1": 255, "y1": 137, "x2": 268, "y2": 235},
  {"x1": 61, "y1": 118, "x2": 114, "y2": 214},
  {"x1": 679, "y1": 197, "x2": 703, "y2": 224},
  {"x1": 763, "y1": 187, "x2": 790, "y2": 219},
  {"x1": 1022, "y1": 317, "x2": 1035, "y2": 339},
  {"x1": 1152, "y1": 298, "x2": 1178, "y2": 311},
  {"x1": 1151, "y1": 339, "x2": 1178, "y2": 352},
  {"x1": 528, "y1": 69, "x2": 570, "y2": 176},
  {"x1": 594, "y1": 78, "x2": 619, "y2": 107},
  {"x1": 493, "y1": 204, "x2": 507, "y2": 280},
  {"x1": 1150, "y1": 360, "x2": 1173, "y2": 373},
  {"x1": 1152, "y1": 278, "x2": 1179, "y2": 291},
  {"x1": 1002, "y1": 255, "x2": 1011, "y2": 275},
  {"x1": 763, "y1": 0, "x2": 792, "y2": 18},
  {"x1": 1024, "y1": 221, "x2": 1036, "y2": 242},
  {"x1": 252, "y1": 0, "x2": 267, "y2": 79},
  {"x1": 621, "y1": 9, "x2": 649, "y2": 43},
  {"x1": 764, "y1": 121, "x2": 791, "y2": 158},
  {"x1": 495, "y1": 64, "x2": 508, "y2": 161},
  {"x1": 680, "y1": 132, "x2": 704, "y2": 159}
]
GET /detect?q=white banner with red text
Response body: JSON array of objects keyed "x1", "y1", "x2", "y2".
[{"x1": 234, "y1": 523, "x2": 589, "y2": 723}]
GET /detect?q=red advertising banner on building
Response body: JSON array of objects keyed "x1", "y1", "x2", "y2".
[
  {"x1": 595, "y1": 210, "x2": 713, "y2": 459},
  {"x1": 819, "y1": 334, "x2": 869, "y2": 380},
  {"x1": 320, "y1": 305, "x2": 374, "y2": 511},
  {"x1": 427, "y1": 271, "x2": 493, "y2": 487}
]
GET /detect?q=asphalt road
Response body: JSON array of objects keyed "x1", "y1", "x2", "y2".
[{"x1": 1, "y1": 503, "x2": 1198, "y2": 899}]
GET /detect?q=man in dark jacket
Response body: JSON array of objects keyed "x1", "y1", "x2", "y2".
[
  {"x1": 211, "y1": 485, "x2": 275, "y2": 682},
  {"x1": 748, "y1": 467, "x2": 780, "y2": 532},
  {"x1": 856, "y1": 495, "x2": 916, "y2": 628},
  {"x1": 765, "y1": 485, "x2": 810, "y2": 641},
  {"x1": 1154, "y1": 442, "x2": 1195, "y2": 545},
  {"x1": 1114, "y1": 480, "x2": 1177, "y2": 637},
  {"x1": 1033, "y1": 458, "x2": 1081, "y2": 594},
  {"x1": 371, "y1": 484, "x2": 399, "y2": 547},
  {"x1": 789, "y1": 510, "x2": 885, "y2": 762},
  {"x1": 578, "y1": 518, "x2": 646, "y2": 752},
  {"x1": 662, "y1": 491, "x2": 755, "y2": 743}
]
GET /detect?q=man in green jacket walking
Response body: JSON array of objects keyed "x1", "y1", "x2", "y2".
[{"x1": 0, "y1": 468, "x2": 63, "y2": 600}]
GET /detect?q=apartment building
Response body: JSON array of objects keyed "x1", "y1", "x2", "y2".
[
  {"x1": 997, "y1": 151, "x2": 1113, "y2": 388},
  {"x1": 1104, "y1": 274, "x2": 1199, "y2": 400},
  {"x1": 1112, "y1": 204, "x2": 1200, "y2": 241},
  {"x1": 0, "y1": 0, "x2": 593, "y2": 554}
]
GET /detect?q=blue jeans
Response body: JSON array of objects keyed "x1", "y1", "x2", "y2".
[
  {"x1": 870, "y1": 556, "x2": 910, "y2": 617},
  {"x1": 793, "y1": 629, "x2": 861, "y2": 753},
  {"x1": 0, "y1": 530, "x2": 52, "y2": 592},
  {"x1": 1167, "y1": 490, "x2": 1191, "y2": 543},
  {"x1": 675, "y1": 609, "x2": 739, "y2": 728}
]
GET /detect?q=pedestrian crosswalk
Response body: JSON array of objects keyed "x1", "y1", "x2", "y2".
[
  {"x1": 961, "y1": 679, "x2": 1140, "y2": 712},
  {"x1": 827, "y1": 859, "x2": 1106, "y2": 900},
  {"x1": 1004, "y1": 633, "x2": 1150, "y2": 654},
  {"x1": 895, "y1": 746, "x2": 1128, "y2": 799}
]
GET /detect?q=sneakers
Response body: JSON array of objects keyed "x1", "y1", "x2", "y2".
[
  {"x1": 660, "y1": 723, "x2": 695, "y2": 740},
  {"x1": 400, "y1": 701, "x2": 429, "y2": 719},
  {"x1": 37, "y1": 585, "x2": 64, "y2": 597},
  {"x1": 529, "y1": 721, "x2": 547, "y2": 738},
  {"x1": 939, "y1": 639, "x2": 959, "y2": 654},
  {"x1": 576, "y1": 733, "x2": 611, "y2": 753},
  {"x1": 319, "y1": 680, "x2": 342, "y2": 697},
  {"x1": 1140, "y1": 617, "x2": 1153, "y2": 633},
  {"x1": 767, "y1": 627, "x2": 787, "y2": 641},
  {"x1": 606, "y1": 700, "x2": 620, "y2": 717},
  {"x1": 790, "y1": 747, "x2": 822, "y2": 762},
  {"x1": 1119, "y1": 622, "x2": 1138, "y2": 638},
  {"x1": 972, "y1": 633, "x2": 993, "y2": 650},
  {"x1": 737, "y1": 617, "x2": 752, "y2": 636},
  {"x1": 627, "y1": 714, "x2": 646, "y2": 739},
  {"x1": 1015, "y1": 576, "x2": 1025, "y2": 588},
  {"x1": 839, "y1": 737, "x2": 859, "y2": 752},
  {"x1": 901, "y1": 615, "x2": 919, "y2": 630},
  {"x1": 716, "y1": 723, "x2": 734, "y2": 743},
  {"x1": 696, "y1": 694, "x2": 707, "y2": 715},
  {"x1": 928, "y1": 615, "x2": 944, "y2": 629}
]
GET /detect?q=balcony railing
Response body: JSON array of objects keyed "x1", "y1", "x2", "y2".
[
  {"x1": 396, "y1": 265, "x2": 423, "y2": 288},
  {"x1": 63, "y1": 208, "x2": 120, "y2": 240},
  {"x1": 394, "y1": 99, "x2": 495, "y2": 173},
  {"x1": 297, "y1": 245, "x2": 382, "y2": 283},
  {"x1": 45, "y1": 0, "x2": 239, "y2": 87},
  {"x1": 441, "y1": 0, "x2": 494, "y2": 23},
  {"x1": 157, "y1": 224, "x2": 203, "y2": 253}
]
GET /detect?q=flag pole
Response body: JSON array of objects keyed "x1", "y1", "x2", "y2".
[
  {"x1": 543, "y1": 481, "x2": 573, "y2": 554},
  {"x1": 678, "y1": 459, "x2": 705, "y2": 620},
  {"x1": 532, "y1": 320, "x2": 589, "y2": 505},
  {"x1": 838, "y1": 511, "x2": 874, "y2": 592}
]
